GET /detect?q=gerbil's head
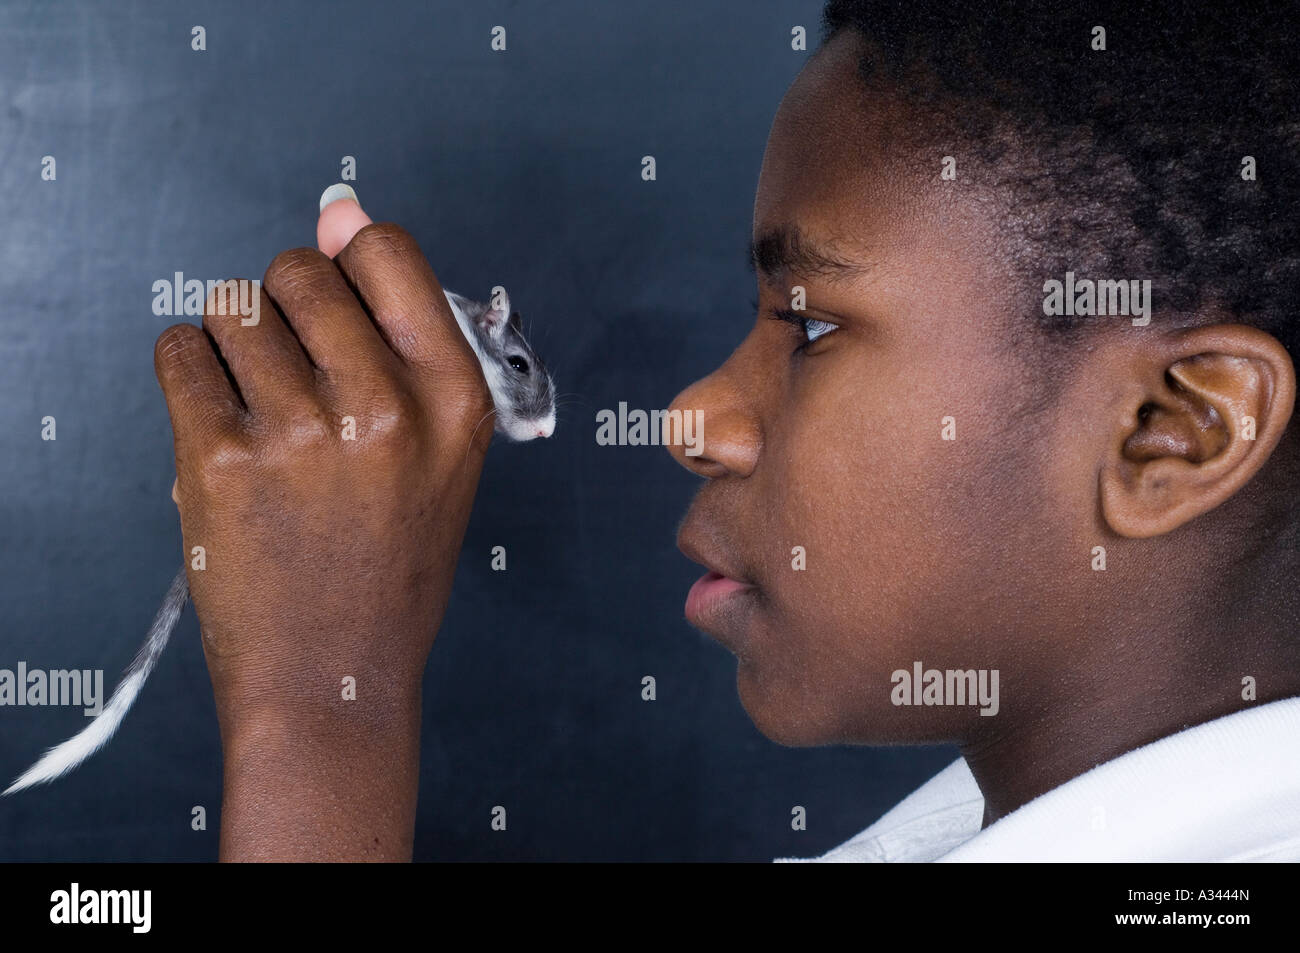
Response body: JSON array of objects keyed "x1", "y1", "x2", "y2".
[{"x1": 474, "y1": 290, "x2": 557, "y2": 441}]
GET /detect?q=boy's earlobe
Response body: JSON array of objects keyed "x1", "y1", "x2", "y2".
[{"x1": 1100, "y1": 325, "x2": 1296, "y2": 538}]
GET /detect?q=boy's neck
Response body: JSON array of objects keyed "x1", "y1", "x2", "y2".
[{"x1": 959, "y1": 636, "x2": 1300, "y2": 826}]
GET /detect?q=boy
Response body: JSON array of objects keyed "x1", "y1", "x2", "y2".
[
  {"x1": 155, "y1": 0, "x2": 1299, "y2": 860},
  {"x1": 663, "y1": 1, "x2": 1300, "y2": 861}
]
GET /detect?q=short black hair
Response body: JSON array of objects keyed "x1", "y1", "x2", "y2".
[{"x1": 820, "y1": 0, "x2": 1299, "y2": 361}]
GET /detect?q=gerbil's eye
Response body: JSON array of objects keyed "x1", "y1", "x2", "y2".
[{"x1": 508, "y1": 355, "x2": 529, "y2": 374}]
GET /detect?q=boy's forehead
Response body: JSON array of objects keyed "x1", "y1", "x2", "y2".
[{"x1": 753, "y1": 31, "x2": 908, "y2": 267}]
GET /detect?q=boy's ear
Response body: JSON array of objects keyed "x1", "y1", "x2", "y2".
[{"x1": 1100, "y1": 324, "x2": 1296, "y2": 538}]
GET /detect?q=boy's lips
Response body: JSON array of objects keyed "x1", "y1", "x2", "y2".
[
  {"x1": 676, "y1": 525, "x2": 758, "y2": 634},
  {"x1": 684, "y1": 571, "x2": 755, "y2": 625}
]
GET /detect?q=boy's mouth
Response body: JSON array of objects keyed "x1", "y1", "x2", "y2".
[
  {"x1": 684, "y1": 571, "x2": 754, "y2": 625},
  {"x1": 676, "y1": 523, "x2": 759, "y2": 640}
]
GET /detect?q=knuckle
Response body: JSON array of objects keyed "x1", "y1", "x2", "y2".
[
  {"x1": 202, "y1": 278, "x2": 243, "y2": 319},
  {"x1": 196, "y1": 432, "x2": 253, "y2": 487},
  {"x1": 365, "y1": 389, "x2": 423, "y2": 446},
  {"x1": 154, "y1": 323, "x2": 203, "y2": 371},
  {"x1": 263, "y1": 246, "x2": 330, "y2": 294},
  {"x1": 339, "y1": 222, "x2": 419, "y2": 263},
  {"x1": 446, "y1": 374, "x2": 496, "y2": 437},
  {"x1": 413, "y1": 360, "x2": 493, "y2": 427},
  {"x1": 223, "y1": 394, "x2": 325, "y2": 459},
  {"x1": 280, "y1": 405, "x2": 333, "y2": 449}
]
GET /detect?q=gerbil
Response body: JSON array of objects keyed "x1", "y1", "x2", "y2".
[
  {"x1": 4, "y1": 288, "x2": 555, "y2": 795},
  {"x1": 444, "y1": 287, "x2": 556, "y2": 441}
]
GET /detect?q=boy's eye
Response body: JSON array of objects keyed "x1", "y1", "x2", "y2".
[
  {"x1": 764, "y1": 306, "x2": 839, "y2": 350},
  {"x1": 800, "y1": 317, "x2": 837, "y2": 343}
]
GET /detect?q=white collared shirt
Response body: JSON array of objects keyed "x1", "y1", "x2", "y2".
[{"x1": 776, "y1": 695, "x2": 1300, "y2": 862}]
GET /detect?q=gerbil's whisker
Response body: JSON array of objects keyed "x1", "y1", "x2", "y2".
[{"x1": 464, "y1": 406, "x2": 499, "y2": 471}]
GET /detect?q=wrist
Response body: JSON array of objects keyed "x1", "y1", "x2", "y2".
[{"x1": 217, "y1": 682, "x2": 424, "y2": 861}]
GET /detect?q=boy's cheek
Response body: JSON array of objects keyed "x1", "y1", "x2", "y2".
[
  {"x1": 757, "y1": 457, "x2": 966, "y2": 636},
  {"x1": 750, "y1": 372, "x2": 979, "y2": 630}
]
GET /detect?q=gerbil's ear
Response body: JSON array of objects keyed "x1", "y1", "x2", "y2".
[
  {"x1": 508, "y1": 310, "x2": 523, "y2": 332},
  {"x1": 1100, "y1": 324, "x2": 1295, "y2": 538},
  {"x1": 478, "y1": 288, "x2": 511, "y2": 340}
]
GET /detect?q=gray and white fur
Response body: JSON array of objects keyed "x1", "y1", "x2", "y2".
[
  {"x1": 3, "y1": 287, "x2": 555, "y2": 795},
  {"x1": 443, "y1": 288, "x2": 556, "y2": 441}
]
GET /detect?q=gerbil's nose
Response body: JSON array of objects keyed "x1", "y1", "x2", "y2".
[
  {"x1": 664, "y1": 363, "x2": 759, "y2": 479},
  {"x1": 537, "y1": 418, "x2": 554, "y2": 438}
]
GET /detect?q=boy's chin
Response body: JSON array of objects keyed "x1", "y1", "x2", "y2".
[
  {"x1": 736, "y1": 661, "x2": 948, "y2": 747},
  {"x1": 735, "y1": 662, "x2": 850, "y2": 747}
]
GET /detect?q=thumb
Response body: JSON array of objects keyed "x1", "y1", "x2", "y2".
[{"x1": 316, "y1": 184, "x2": 373, "y2": 258}]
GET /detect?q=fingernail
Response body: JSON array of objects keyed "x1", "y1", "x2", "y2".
[{"x1": 319, "y1": 183, "x2": 359, "y2": 212}]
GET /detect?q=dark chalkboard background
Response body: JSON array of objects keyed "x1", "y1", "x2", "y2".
[{"x1": 0, "y1": 0, "x2": 957, "y2": 861}]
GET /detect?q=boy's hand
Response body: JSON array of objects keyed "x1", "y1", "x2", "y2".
[{"x1": 154, "y1": 187, "x2": 493, "y2": 860}]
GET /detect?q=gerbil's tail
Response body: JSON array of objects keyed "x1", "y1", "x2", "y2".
[{"x1": 3, "y1": 566, "x2": 189, "y2": 796}]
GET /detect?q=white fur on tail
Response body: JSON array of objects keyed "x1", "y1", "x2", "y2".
[{"x1": 3, "y1": 567, "x2": 189, "y2": 795}]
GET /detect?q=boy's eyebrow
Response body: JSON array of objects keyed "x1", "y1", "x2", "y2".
[{"x1": 748, "y1": 225, "x2": 868, "y2": 285}]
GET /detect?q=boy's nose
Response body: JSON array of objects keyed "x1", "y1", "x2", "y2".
[{"x1": 664, "y1": 372, "x2": 760, "y2": 480}]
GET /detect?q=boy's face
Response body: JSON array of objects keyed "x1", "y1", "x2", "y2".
[{"x1": 669, "y1": 30, "x2": 1099, "y2": 745}]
